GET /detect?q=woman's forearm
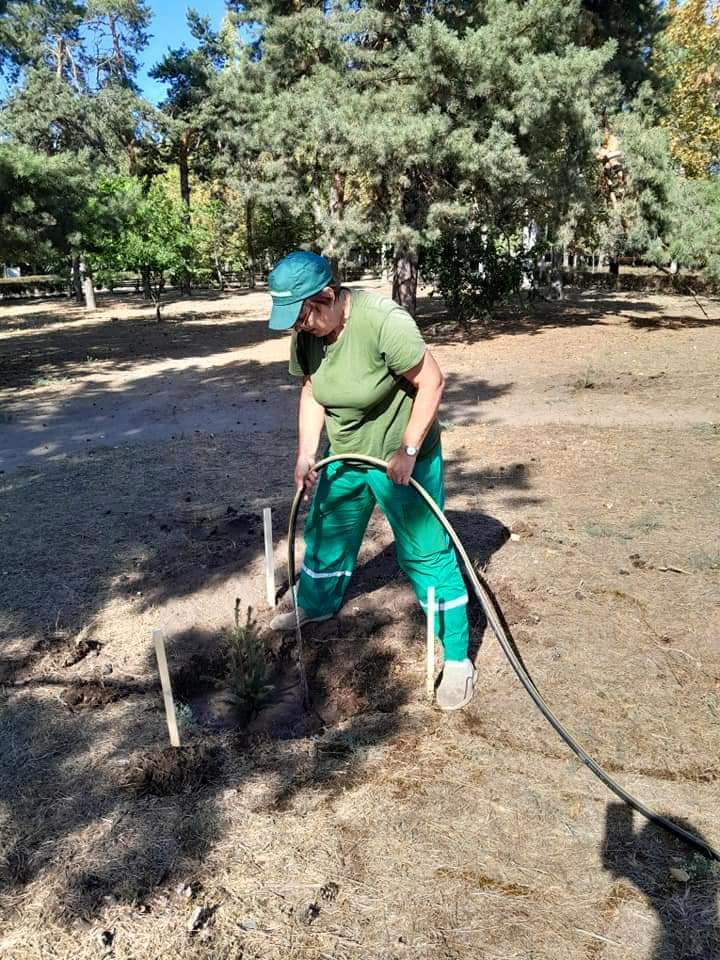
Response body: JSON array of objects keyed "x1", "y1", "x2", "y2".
[
  {"x1": 298, "y1": 376, "x2": 325, "y2": 456},
  {"x1": 402, "y1": 380, "x2": 444, "y2": 449}
]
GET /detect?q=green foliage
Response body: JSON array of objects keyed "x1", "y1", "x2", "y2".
[
  {"x1": 0, "y1": 0, "x2": 85, "y2": 83},
  {"x1": 615, "y1": 110, "x2": 677, "y2": 265},
  {"x1": 85, "y1": 0, "x2": 151, "y2": 89},
  {"x1": 121, "y1": 183, "x2": 187, "y2": 277},
  {"x1": 653, "y1": 0, "x2": 720, "y2": 177},
  {"x1": 227, "y1": 603, "x2": 272, "y2": 711},
  {"x1": 579, "y1": 0, "x2": 666, "y2": 100},
  {"x1": 422, "y1": 226, "x2": 524, "y2": 322},
  {"x1": 1, "y1": 0, "x2": 718, "y2": 306},
  {"x1": 0, "y1": 141, "x2": 89, "y2": 265},
  {"x1": 95, "y1": 178, "x2": 206, "y2": 311},
  {"x1": 0, "y1": 0, "x2": 151, "y2": 94},
  {"x1": 209, "y1": 0, "x2": 616, "y2": 310},
  {"x1": 669, "y1": 177, "x2": 720, "y2": 282},
  {"x1": 685, "y1": 850, "x2": 720, "y2": 879},
  {"x1": 174, "y1": 701, "x2": 198, "y2": 736},
  {"x1": 592, "y1": 101, "x2": 680, "y2": 272}
]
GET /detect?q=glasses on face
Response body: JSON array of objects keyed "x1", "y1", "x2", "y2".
[{"x1": 295, "y1": 299, "x2": 317, "y2": 331}]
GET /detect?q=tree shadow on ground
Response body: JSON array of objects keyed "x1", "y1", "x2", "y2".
[
  {"x1": 0, "y1": 287, "x2": 259, "y2": 329},
  {"x1": 415, "y1": 288, "x2": 720, "y2": 344},
  {"x1": 0, "y1": 680, "x2": 226, "y2": 921},
  {"x1": 0, "y1": 355, "x2": 295, "y2": 472},
  {"x1": 0, "y1": 359, "x2": 512, "y2": 657},
  {"x1": 0, "y1": 368, "x2": 538, "y2": 927},
  {"x1": 0, "y1": 362, "x2": 297, "y2": 667},
  {"x1": 624, "y1": 312, "x2": 720, "y2": 331},
  {"x1": 440, "y1": 370, "x2": 514, "y2": 426},
  {"x1": 0, "y1": 601, "x2": 422, "y2": 921},
  {"x1": 0, "y1": 298, "x2": 276, "y2": 390},
  {"x1": 602, "y1": 802, "x2": 720, "y2": 960}
]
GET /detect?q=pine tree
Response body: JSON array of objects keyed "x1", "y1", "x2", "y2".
[
  {"x1": 580, "y1": 0, "x2": 665, "y2": 100},
  {"x1": 0, "y1": 142, "x2": 88, "y2": 266},
  {"x1": 149, "y1": 9, "x2": 226, "y2": 210},
  {"x1": 85, "y1": 0, "x2": 151, "y2": 89},
  {"x1": 214, "y1": 0, "x2": 614, "y2": 313},
  {"x1": 670, "y1": 176, "x2": 720, "y2": 280},
  {"x1": 0, "y1": 0, "x2": 86, "y2": 83}
]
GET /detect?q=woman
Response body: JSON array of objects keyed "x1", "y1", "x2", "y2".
[{"x1": 266, "y1": 250, "x2": 475, "y2": 711}]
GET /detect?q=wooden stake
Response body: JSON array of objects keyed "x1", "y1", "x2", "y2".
[
  {"x1": 153, "y1": 629, "x2": 181, "y2": 747},
  {"x1": 263, "y1": 507, "x2": 276, "y2": 608},
  {"x1": 426, "y1": 586, "x2": 436, "y2": 700}
]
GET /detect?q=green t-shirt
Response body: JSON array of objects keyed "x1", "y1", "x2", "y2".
[{"x1": 289, "y1": 289, "x2": 440, "y2": 461}]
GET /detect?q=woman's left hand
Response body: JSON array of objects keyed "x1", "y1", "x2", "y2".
[{"x1": 386, "y1": 448, "x2": 417, "y2": 485}]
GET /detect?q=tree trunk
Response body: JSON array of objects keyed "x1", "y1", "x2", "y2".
[
  {"x1": 245, "y1": 198, "x2": 256, "y2": 289},
  {"x1": 142, "y1": 267, "x2": 152, "y2": 299},
  {"x1": 80, "y1": 260, "x2": 96, "y2": 310},
  {"x1": 71, "y1": 255, "x2": 83, "y2": 302},
  {"x1": 324, "y1": 172, "x2": 346, "y2": 279},
  {"x1": 214, "y1": 253, "x2": 225, "y2": 290},
  {"x1": 392, "y1": 244, "x2": 418, "y2": 317},
  {"x1": 151, "y1": 282, "x2": 163, "y2": 321},
  {"x1": 179, "y1": 133, "x2": 191, "y2": 210},
  {"x1": 330, "y1": 171, "x2": 345, "y2": 219},
  {"x1": 177, "y1": 133, "x2": 192, "y2": 295},
  {"x1": 551, "y1": 248, "x2": 564, "y2": 301},
  {"x1": 55, "y1": 38, "x2": 65, "y2": 84},
  {"x1": 108, "y1": 14, "x2": 127, "y2": 83},
  {"x1": 521, "y1": 223, "x2": 537, "y2": 291},
  {"x1": 608, "y1": 258, "x2": 620, "y2": 277}
]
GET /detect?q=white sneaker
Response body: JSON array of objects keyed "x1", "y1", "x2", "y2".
[
  {"x1": 269, "y1": 606, "x2": 334, "y2": 632},
  {"x1": 436, "y1": 658, "x2": 476, "y2": 711}
]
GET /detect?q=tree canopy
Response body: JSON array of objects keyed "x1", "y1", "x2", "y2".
[{"x1": 1, "y1": 0, "x2": 718, "y2": 314}]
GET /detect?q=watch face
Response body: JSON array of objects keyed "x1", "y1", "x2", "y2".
[{"x1": 405, "y1": 445, "x2": 418, "y2": 456}]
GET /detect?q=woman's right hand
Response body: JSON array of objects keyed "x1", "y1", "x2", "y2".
[{"x1": 294, "y1": 453, "x2": 318, "y2": 502}]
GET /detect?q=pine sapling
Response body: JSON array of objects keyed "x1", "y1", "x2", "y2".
[{"x1": 228, "y1": 600, "x2": 273, "y2": 710}]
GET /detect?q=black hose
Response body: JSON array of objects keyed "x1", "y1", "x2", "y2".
[{"x1": 287, "y1": 453, "x2": 720, "y2": 862}]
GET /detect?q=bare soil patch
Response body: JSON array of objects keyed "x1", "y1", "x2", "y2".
[{"x1": 1, "y1": 284, "x2": 719, "y2": 959}]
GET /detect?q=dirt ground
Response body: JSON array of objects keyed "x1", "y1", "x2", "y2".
[{"x1": 1, "y1": 282, "x2": 719, "y2": 959}]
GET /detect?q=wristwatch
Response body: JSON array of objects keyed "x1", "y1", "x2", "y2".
[{"x1": 403, "y1": 444, "x2": 419, "y2": 457}]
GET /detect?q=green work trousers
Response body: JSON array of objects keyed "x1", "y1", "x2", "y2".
[{"x1": 297, "y1": 444, "x2": 470, "y2": 661}]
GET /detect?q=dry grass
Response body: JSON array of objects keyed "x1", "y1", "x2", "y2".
[{"x1": 1, "y1": 287, "x2": 719, "y2": 958}]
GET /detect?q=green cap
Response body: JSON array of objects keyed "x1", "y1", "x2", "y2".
[{"x1": 267, "y1": 251, "x2": 333, "y2": 330}]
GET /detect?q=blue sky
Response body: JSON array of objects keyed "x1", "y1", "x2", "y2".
[{"x1": 139, "y1": 0, "x2": 229, "y2": 104}]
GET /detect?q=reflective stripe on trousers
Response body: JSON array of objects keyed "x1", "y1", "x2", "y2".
[{"x1": 297, "y1": 443, "x2": 470, "y2": 661}]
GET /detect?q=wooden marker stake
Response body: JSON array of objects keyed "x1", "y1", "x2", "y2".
[
  {"x1": 426, "y1": 586, "x2": 436, "y2": 700},
  {"x1": 153, "y1": 629, "x2": 181, "y2": 747},
  {"x1": 263, "y1": 507, "x2": 276, "y2": 608}
]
